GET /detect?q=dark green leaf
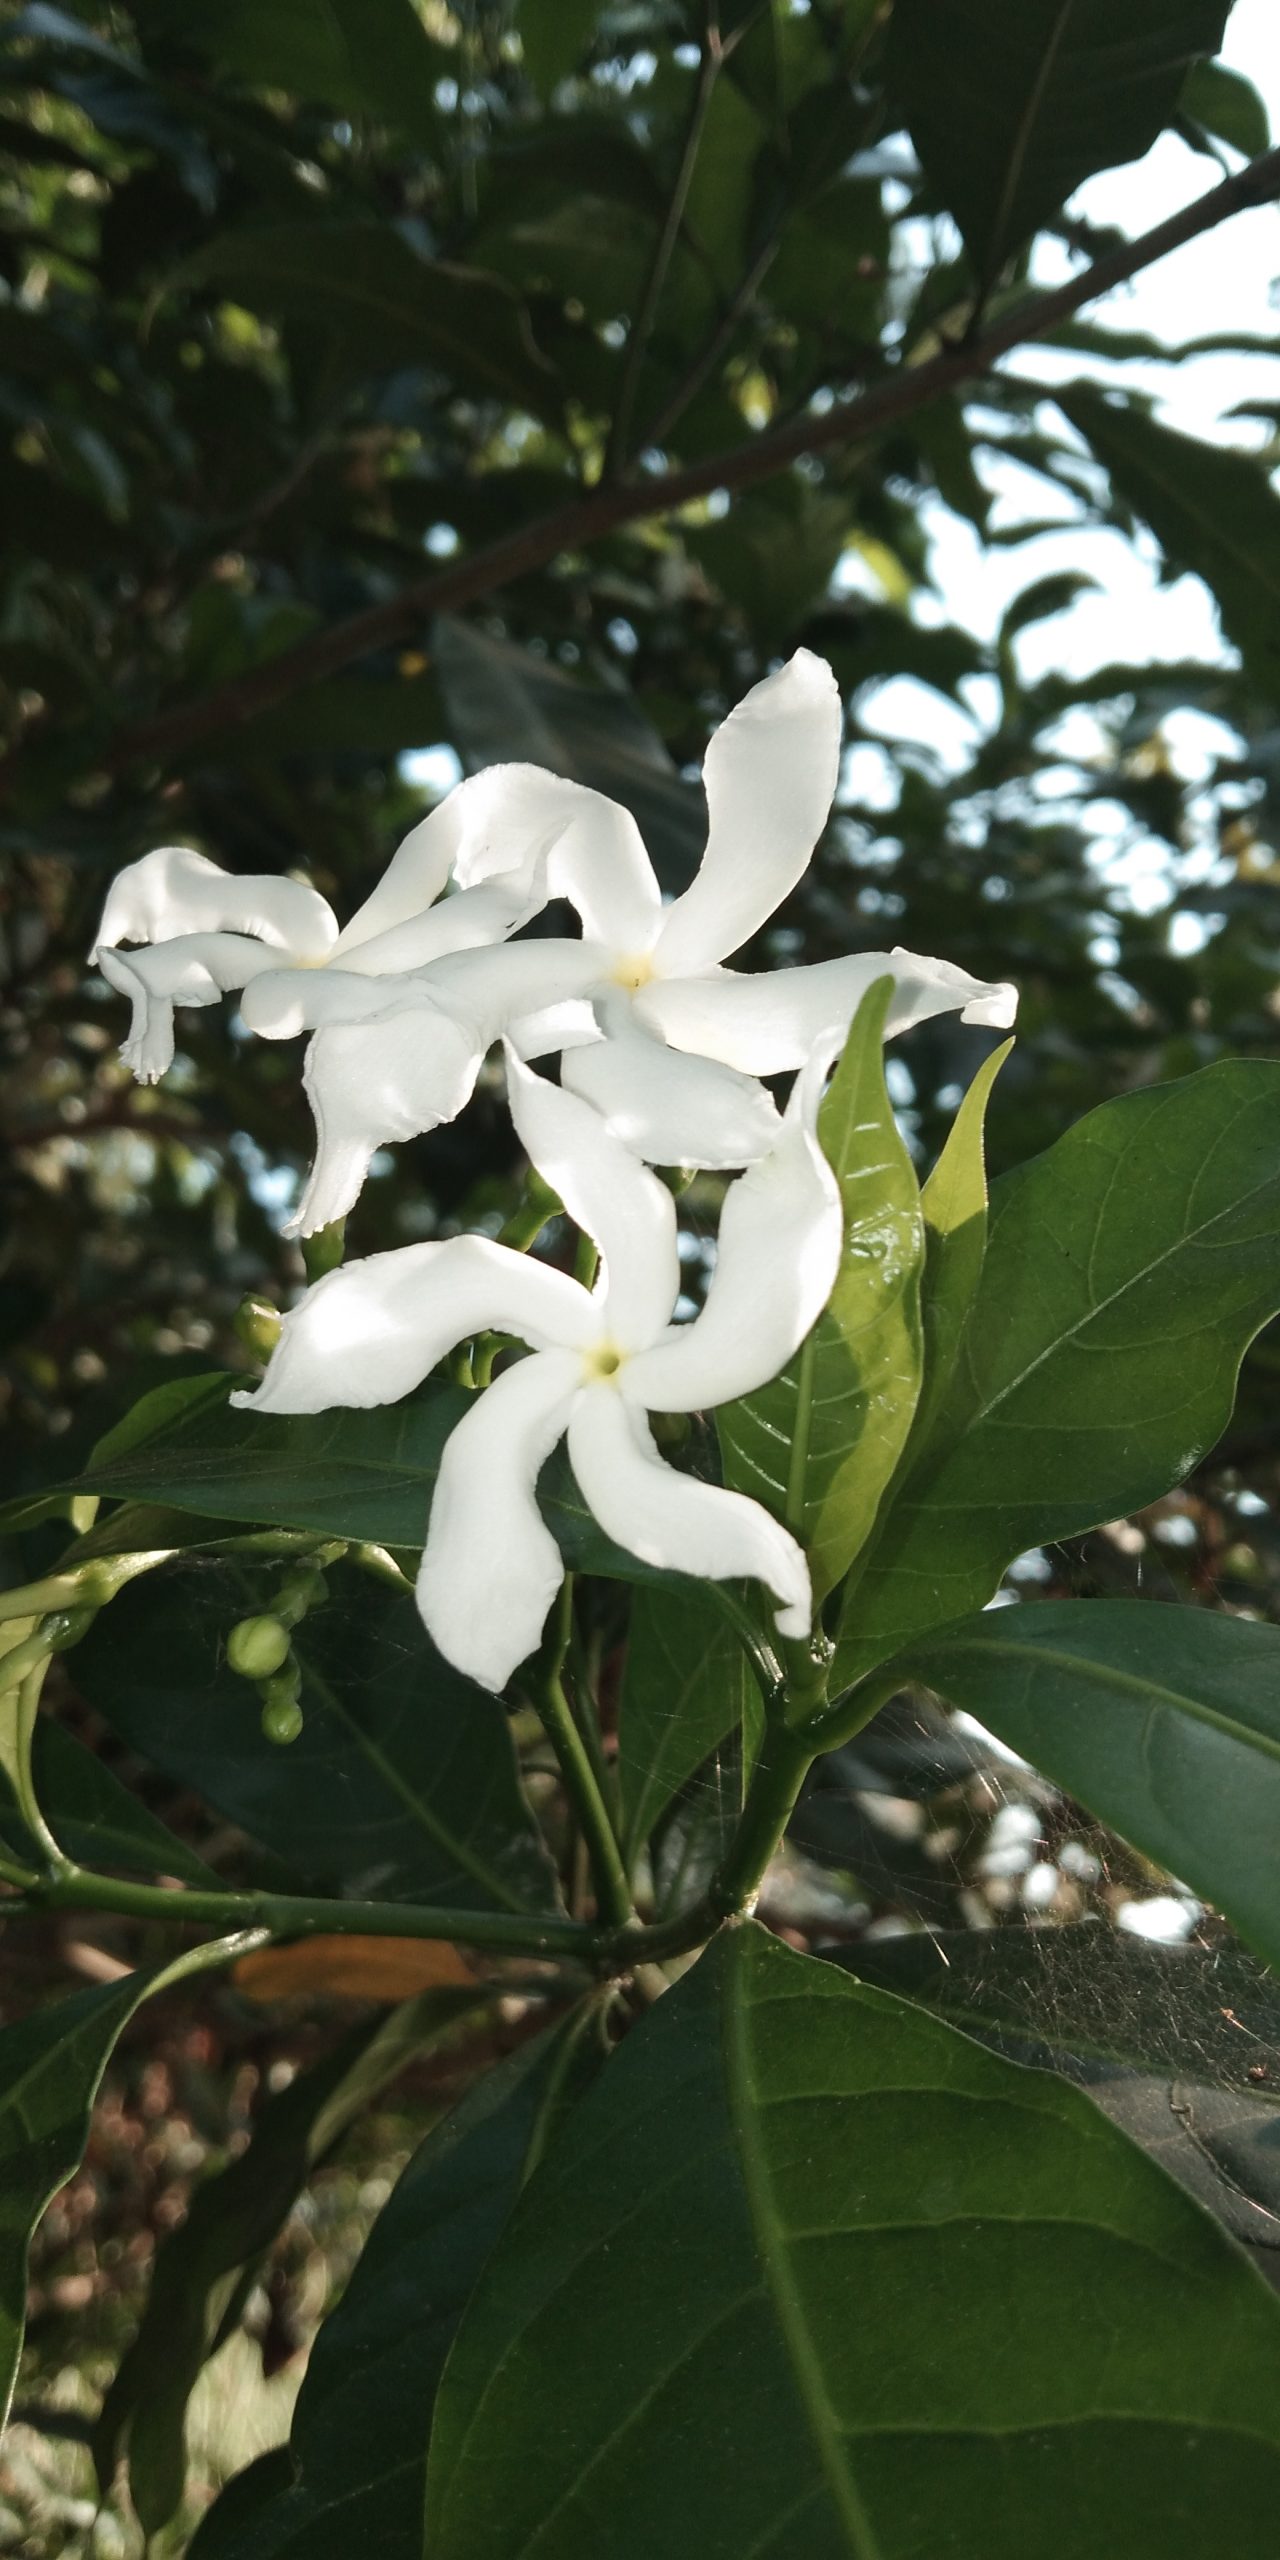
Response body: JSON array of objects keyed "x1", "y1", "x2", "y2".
[
  {"x1": 425, "y1": 1925, "x2": 1280, "y2": 2558},
  {"x1": 897, "y1": 1600, "x2": 1280, "y2": 1971},
  {"x1": 1181, "y1": 56, "x2": 1270, "y2": 154},
  {"x1": 144, "y1": 0, "x2": 444, "y2": 142},
  {"x1": 515, "y1": 0, "x2": 601, "y2": 100},
  {"x1": 434, "y1": 618, "x2": 704, "y2": 892},
  {"x1": 188, "y1": 2004, "x2": 606, "y2": 2560},
  {"x1": 719, "y1": 980, "x2": 924, "y2": 1599},
  {"x1": 73, "y1": 1565, "x2": 557, "y2": 1912},
  {"x1": 834, "y1": 1060, "x2": 1280, "y2": 1685},
  {"x1": 1056, "y1": 384, "x2": 1280, "y2": 695},
  {"x1": 167, "y1": 225, "x2": 558, "y2": 417},
  {"x1": 686, "y1": 476, "x2": 851, "y2": 643},
  {"x1": 98, "y1": 1988, "x2": 485, "y2": 2535},
  {"x1": 0, "y1": 1715, "x2": 218, "y2": 1888},
  {"x1": 0, "y1": 1937, "x2": 256, "y2": 2427},
  {"x1": 887, "y1": 0, "x2": 1231, "y2": 279},
  {"x1": 617, "y1": 1583, "x2": 757, "y2": 1858}
]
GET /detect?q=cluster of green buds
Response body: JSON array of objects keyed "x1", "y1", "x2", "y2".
[{"x1": 225, "y1": 1546, "x2": 342, "y2": 1744}]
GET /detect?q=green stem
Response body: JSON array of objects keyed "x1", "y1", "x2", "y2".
[
  {"x1": 806, "y1": 1665, "x2": 904, "y2": 1754},
  {"x1": 498, "y1": 1174, "x2": 560, "y2": 1253},
  {"x1": 8, "y1": 1663, "x2": 65, "y2": 1871},
  {"x1": 532, "y1": 1583, "x2": 634, "y2": 1933},
  {"x1": 16, "y1": 1864, "x2": 599, "y2": 1962}
]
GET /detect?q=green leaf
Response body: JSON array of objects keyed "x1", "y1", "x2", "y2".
[
  {"x1": 617, "y1": 1584, "x2": 757, "y2": 1858},
  {"x1": 833, "y1": 1059, "x2": 1280, "y2": 1686},
  {"x1": 425, "y1": 1924, "x2": 1280, "y2": 2558},
  {"x1": 886, "y1": 0, "x2": 1231, "y2": 280},
  {"x1": 896, "y1": 1601, "x2": 1280, "y2": 1972},
  {"x1": 167, "y1": 225, "x2": 558, "y2": 418},
  {"x1": 434, "y1": 617, "x2": 705, "y2": 892},
  {"x1": 515, "y1": 0, "x2": 601, "y2": 99},
  {"x1": 97, "y1": 1987, "x2": 485, "y2": 2536},
  {"x1": 1181, "y1": 56, "x2": 1270, "y2": 154},
  {"x1": 0, "y1": 1715, "x2": 218, "y2": 1888},
  {"x1": 188, "y1": 2004, "x2": 606, "y2": 2560},
  {"x1": 718, "y1": 980, "x2": 924, "y2": 1600},
  {"x1": 686, "y1": 475, "x2": 852, "y2": 643},
  {"x1": 906, "y1": 1036, "x2": 1013, "y2": 1464},
  {"x1": 0, "y1": 1935, "x2": 257, "y2": 2427},
  {"x1": 146, "y1": 0, "x2": 444, "y2": 142},
  {"x1": 1055, "y1": 384, "x2": 1280, "y2": 696},
  {"x1": 72, "y1": 1565, "x2": 557, "y2": 1913}
]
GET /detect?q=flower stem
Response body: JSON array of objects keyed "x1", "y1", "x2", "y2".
[
  {"x1": 12, "y1": 1864, "x2": 599, "y2": 1962},
  {"x1": 531, "y1": 1583, "x2": 634, "y2": 1933}
]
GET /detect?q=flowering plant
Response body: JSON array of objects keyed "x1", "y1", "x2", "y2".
[{"x1": 8, "y1": 655, "x2": 1280, "y2": 2556}]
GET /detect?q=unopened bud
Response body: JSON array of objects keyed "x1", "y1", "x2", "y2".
[
  {"x1": 233, "y1": 1294, "x2": 282, "y2": 1361},
  {"x1": 226, "y1": 1615, "x2": 291, "y2": 1680},
  {"x1": 45, "y1": 1605, "x2": 98, "y2": 1651},
  {"x1": 260, "y1": 1688, "x2": 304, "y2": 1745}
]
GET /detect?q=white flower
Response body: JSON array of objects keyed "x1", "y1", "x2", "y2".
[
  {"x1": 299, "y1": 650, "x2": 1018, "y2": 1215},
  {"x1": 232, "y1": 1049, "x2": 843, "y2": 1692}
]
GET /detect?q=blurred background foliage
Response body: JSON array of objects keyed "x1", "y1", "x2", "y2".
[{"x1": 5, "y1": 0, "x2": 1280, "y2": 2542}]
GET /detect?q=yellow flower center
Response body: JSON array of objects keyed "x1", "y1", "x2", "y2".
[
  {"x1": 582, "y1": 1341, "x2": 625, "y2": 1383},
  {"x1": 609, "y1": 950, "x2": 656, "y2": 992}
]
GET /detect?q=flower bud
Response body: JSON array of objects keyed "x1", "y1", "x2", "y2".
[
  {"x1": 44, "y1": 1605, "x2": 99, "y2": 1651},
  {"x1": 233, "y1": 1294, "x2": 282, "y2": 1361},
  {"x1": 226, "y1": 1615, "x2": 291, "y2": 1680},
  {"x1": 260, "y1": 1686, "x2": 304, "y2": 1746}
]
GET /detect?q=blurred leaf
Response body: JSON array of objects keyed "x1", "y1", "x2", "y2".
[
  {"x1": 188, "y1": 2003, "x2": 607, "y2": 2560},
  {"x1": 0, "y1": 1936, "x2": 256, "y2": 2428},
  {"x1": 686, "y1": 475, "x2": 851, "y2": 641},
  {"x1": 434, "y1": 618, "x2": 705, "y2": 891},
  {"x1": 899, "y1": 1601, "x2": 1280, "y2": 1971},
  {"x1": 834, "y1": 1060, "x2": 1280, "y2": 1685},
  {"x1": 887, "y1": 0, "x2": 1231, "y2": 279},
  {"x1": 73, "y1": 1566, "x2": 558, "y2": 1912},
  {"x1": 0, "y1": 1714, "x2": 218, "y2": 1888},
  {"x1": 424, "y1": 1924, "x2": 1280, "y2": 2558},
  {"x1": 1182, "y1": 56, "x2": 1270, "y2": 153},
  {"x1": 96, "y1": 1985, "x2": 484, "y2": 2536},
  {"x1": 142, "y1": 0, "x2": 443, "y2": 142},
  {"x1": 617, "y1": 1583, "x2": 756, "y2": 1858},
  {"x1": 233, "y1": 1933, "x2": 475, "y2": 2003},
  {"x1": 719, "y1": 980, "x2": 924, "y2": 1600},
  {"x1": 1057, "y1": 384, "x2": 1280, "y2": 696},
  {"x1": 516, "y1": 0, "x2": 601, "y2": 98}
]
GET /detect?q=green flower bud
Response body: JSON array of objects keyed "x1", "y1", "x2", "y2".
[
  {"x1": 226, "y1": 1615, "x2": 291, "y2": 1679},
  {"x1": 260, "y1": 1687, "x2": 304, "y2": 1746},
  {"x1": 233, "y1": 1294, "x2": 282, "y2": 1361},
  {"x1": 44, "y1": 1605, "x2": 98, "y2": 1652}
]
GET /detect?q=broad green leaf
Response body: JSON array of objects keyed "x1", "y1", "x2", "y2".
[
  {"x1": 907, "y1": 1035, "x2": 1013, "y2": 1463},
  {"x1": 434, "y1": 617, "x2": 704, "y2": 892},
  {"x1": 686, "y1": 475, "x2": 852, "y2": 643},
  {"x1": 425, "y1": 1925, "x2": 1280, "y2": 2558},
  {"x1": 167, "y1": 226, "x2": 558, "y2": 419},
  {"x1": 838, "y1": 1925, "x2": 1280, "y2": 2090},
  {"x1": 833, "y1": 1060, "x2": 1280, "y2": 1686},
  {"x1": 73, "y1": 1565, "x2": 557, "y2": 1913},
  {"x1": 886, "y1": 0, "x2": 1230, "y2": 280},
  {"x1": 1181, "y1": 56, "x2": 1270, "y2": 154},
  {"x1": 97, "y1": 1987, "x2": 485, "y2": 2536},
  {"x1": 0, "y1": 1935, "x2": 257, "y2": 2426},
  {"x1": 0, "y1": 1714, "x2": 218, "y2": 1888},
  {"x1": 145, "y1": 0, "x2": 444, "y2": 142},
  {"x1": 188, "y1": 2005, "x2": 606, "y2": 2560},
  {"x1": 618, "y1": 1584, "x2": 757, "y2": 1858},
  {"x1": 1056, "y1": 384, "x2": 1280, "y2": 697},
  {"x1": 718, "y1": 980, "x2": 924, "y2": 1600},
  {"x1": 516, "y1": 0, "x2": 600, "y2": 98},
  {"x1": 896, "y1": 1600, "x2": 1280, "y2": 1971}
]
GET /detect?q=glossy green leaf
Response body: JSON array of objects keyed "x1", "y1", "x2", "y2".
[
  {"x1": 188, "y1": 2004, "x2": 606, "y2": 2560},
  {"x1": 897, "y1": 1600, "x2": 1280, "y2": 1970},
  {"x1": 0, "y1": 1714, "x2": 218, "y2": 1888},
  {"x1": 434, "y1": 616, "x2": 704, "y2": 892},
  {"x1": 72, "y1": 1565, "x2": 557, "y2": 1912},
  {"x1": 1056, "y1": 384, "x2": 1280, "y2": 696},
  {"x1": 718, "y1": 980, "x2": 924, "y2": 1600},
  {"x1": 426, "y1": 1925, "x2": 1280, "y2": 2558},
  {"x1": 168, "y1": 226, "x2": 558, "y2": 417},
  {"x1": 98, "y1": 1987, "x2": 484, "y2": 2535},
  {"x1": 617, "y1": 1583, "x2": 757, "y2": 1858},
  {"x1": 834, "y1": 1059, "x2": 1280, "y2": 1686},
  {"x1": 887, "y1": 0, "x2": 1230, "y2": 279},
  {"x1": 907, "y1": 1035, "x2": 1013, "y2": 1464},
  {"x1": 0, "y1": 1935, "x2": 257, "y2": 2427}
]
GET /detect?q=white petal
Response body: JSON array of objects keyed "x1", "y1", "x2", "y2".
[
  {"x1": 332, "y1": 767, "x2": 569, "y2": 958},
  {"x1": 504, "y1": 1054, "x2": 678, "y2": 1351},
  {"x1": 426, "y1": 938, "x2": 607, "y2": 1047},
  {"x1": 289, "y1": 999, "x2": 486, "y2": 1235},
  {"x1": 231, "y1": 1236, "x2": 590, "y2": 1415},
  {"x1": 92, "y1": 846, "x2": 337, "y2": 962},
  {"x1": 417, "y1": 1351, "x2": 580, "y2": 1691},
  {"x1": 330, "y1": 883, "x2": 532, "y2": 978},
  {"x1": 448, "y1": 765, "x2": 662, "y2": 953},
  {"x1": 568, "y1": 1387, "x2": 812, "y2": 1636},
  {"x1": 652, "y1": 652, "x2": 842, "y2": 976},
  {"x1": 97, "y1": 935, "x2": 283, "y2": 1082},
  {"x1": 627, "y1": 1044, "x2": 842, "y2": 1412},
  {"x1": 238, "y1": 966, "x2": 429, "y2": 1040},
  {"x1": 560, "y1": 1002, "x2": 781, "y2": 1169},
  {"x1": 637, "y1": 949, "x2": 1019, "y2": 1072}
]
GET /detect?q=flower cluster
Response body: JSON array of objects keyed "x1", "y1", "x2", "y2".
[{"x1": 94, "y1": 653, "x2": 1016, "y2": 1689}]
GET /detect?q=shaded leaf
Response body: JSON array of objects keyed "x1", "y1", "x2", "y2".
[
  {"x1": 618, "y1": 1583, "x2": 757, "y2": 1858},
  {"x1": 0, "y1": 1714, "x2": 218, "y2": 1889},
  {"x1": 144, "y1": 0, "x2": 444, "y2": 143},
  {"x1": 1181, "y1": 56, "x2": 1270, "y2": 154},
  {"x1": 426, "y1": 1925, "x2": 1280, "y2": 2558},
  {"x1": 516, "y1": 0, "x2": 602, "y2": 99}
]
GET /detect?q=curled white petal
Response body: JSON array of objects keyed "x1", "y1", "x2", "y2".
[
  {"x1": 653, "y1": 652, "x2": 842, "y2": 976},
  {"x1": 638, "y1": 947, "x2": 1018, "y2": 1072},
  {"x1": 330, "y1": 883, "x2": 534, "y2": 979},
  {"x1": 98, "y1": 935, "x2": 283, "y2": 1083},
  {"x1": 231, "y1": 1235, "x2": 590, "y2": 1416},
  {"x1": 627, "y1": 1044, "x2": 842, "y2": 1413},
  {"x1": 560, "y1": 1002, "x2": 781, "y2": 1169},
  {"x1": 568, "y1": 1387, "x2": 812, "y2": 1636},
  {"x1": 332, "y1": 768, "x2": 567, "y2": 957},
  {"x1": 92, "y1": 846, "x2": 337, "y2": 962},
  {"x1": 418, "y1": 1350, "x2": 581, "y2": 1691},
  {"x1": 504, "y1": 1054, "x2": 678, "y2": 1351},
  {"x1": 886, "y1": 945, "x2": 1018, "y2": 1032},
  {"x1": 290, "y1": 1000, "x2": 487, "y2": 1237},
  {"x1": 449, "y1": 765, "x2": 662, "y2": 953}
]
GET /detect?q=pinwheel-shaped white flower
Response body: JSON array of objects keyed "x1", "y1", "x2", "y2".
[
  {"x1": 297, "y1": 650, "x2": 1017, "y2": 1221},
  {"x1": 89, "y1": 763, "x2": 579, "y2": 1088},
  {"x1": 232, "y1": 1050, "x2": 843, "y2": 1691}
]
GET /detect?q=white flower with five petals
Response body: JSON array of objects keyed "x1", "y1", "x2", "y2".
[{"x1": 232, "y1": 1048, "x2": 843, "y2": 1691}]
